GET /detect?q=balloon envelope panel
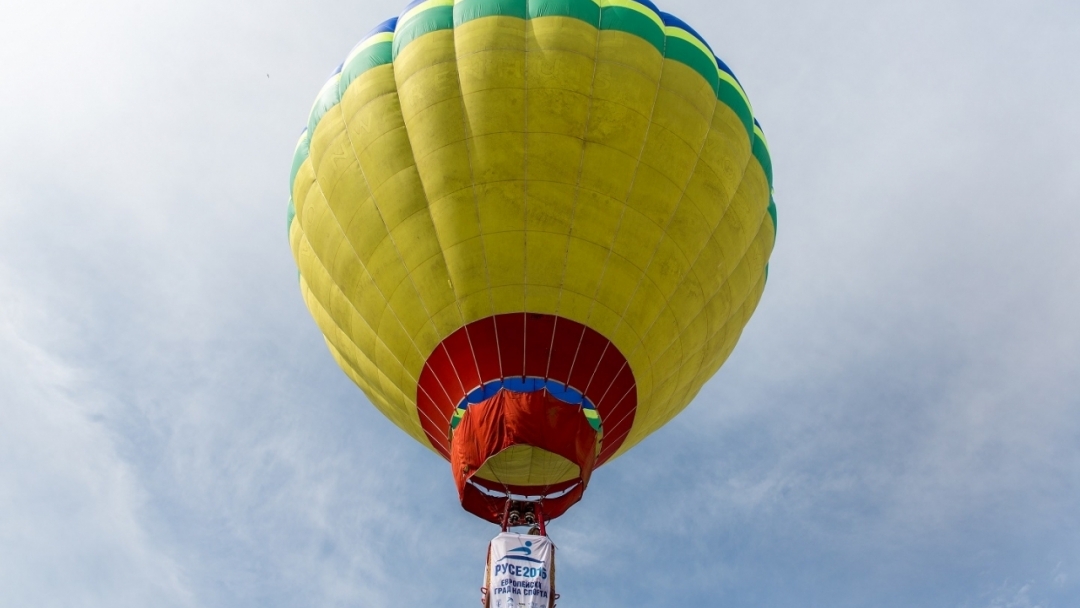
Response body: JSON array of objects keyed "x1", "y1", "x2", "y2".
[{"x1": 289, "y1": 0, "x2": 776, "y2": 503}]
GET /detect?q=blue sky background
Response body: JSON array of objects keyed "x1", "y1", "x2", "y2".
[{"x1": 2, "y1": 1, "x2": 1078, "y2": 606}]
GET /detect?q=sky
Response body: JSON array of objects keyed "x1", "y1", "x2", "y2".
[{"x1": 1, "y1": 0, "x2": 1078, "y2": 606}]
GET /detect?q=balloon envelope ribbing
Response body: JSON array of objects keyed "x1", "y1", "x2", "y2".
[{"x1": 289, "y1": 0, "x2": 776, "y2": 521}]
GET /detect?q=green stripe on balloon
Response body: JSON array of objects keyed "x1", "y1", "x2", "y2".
[
  {"x1": 393, "y1": 5, "x2": 455, "y2": 59},
  {"x1": 599, "y1": 6, "x2": 665, "y2": 54},
  {"x1": 529, "y1": 0, "x2": 601, "y2": 23},
  {"x1": 752, "y1": 131, "x2": 773, "y2": 188},
  {"x1": 289, "y1": 130, "x2": 311, "y2": 195},
  {"x1": 451, "y1": 0, "x2": 608, "y2": 26},
  {"x1": 339, "y1": 42, "x2": 393, "y2": 93},
  {"x1": 453, "y1": 0, "x2": 527, "y2": 25},
  {"x1": 664, "y1": 37, "x2": 719, "y2": 94},
  {"x1": 307, "y1": 76, "x2": 343, "y2": 137},
  {"x1": 719, "y1": 81, "x2": 754, "y2": 139}
]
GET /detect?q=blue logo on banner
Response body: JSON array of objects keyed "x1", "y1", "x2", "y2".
[{"x1": 498, "y1": 541, "x2": 544, "y2": 564}]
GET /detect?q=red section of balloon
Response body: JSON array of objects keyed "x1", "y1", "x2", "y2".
[{"x1": 416, "y1": 313, "x2": 637, "y2": 464}]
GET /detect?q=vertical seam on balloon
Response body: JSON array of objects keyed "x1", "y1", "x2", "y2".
[
  {"x1": 580, "y1": 341, "x2": 612, "y2": 397},
  {"x1": 322, "y1": 328, "x2": 445, "y2": 451},
  {"x1": 390, "y1": 38, "x2": 488, "y2": 345},
  {"x1": 416, "y1": 379, "x2": 455, "y2": 430},
  {"x1": 295, "y1": 225, "x2": 419, "y2": 407},
  {"x1": 579, "y1": 29, "x2": 668, "y2": 402},
  {"x1": 562, "y1": 317, "x2": 590, "y2": 393},
  {"x1": 638, "y1": 172, "x2": 770, "y2": 376},
  {"x1": 600, "y1": 385, "x2": 638, "y2": 444},
  {"x1": 623, "y1": 214, "x2": 771, "y2": 445},
  {"x1": 321, "y1": 88, "x2": 440, "y2": 326},
  {"x1": 334, "y1": 89, "x2": 445, "y2": 334},
  {"x1": 678, "y1": 132, "x2": 758, "y2": 320},
  {"x1": 633, "y1": 256, "x2": 768, "y2": 449},
  {"x1": 448, "y1": 12, "x2": 500, "y2": 323},
  {"x1": 461, "y1": 324, "x2": 485, "y2": 403},
  {"x1": 690, "y1": 221, "x2": 771, "y2": 361},
  {"x1": 294, "y1": 167, "x2": 422, "y2": 390},
  {"x1": 596, "y1": 384, "x2": 636, "y2": 459},
  {"x1": 597, "y1": 373, "x2": 637, "y2": 434},
  {"x1": 333, "y1": 86, "x2": 454, "y2": 425},
  {"x1": 437, "y1": 340, "x2": 470, "y2": 403},
  {"x1": 690, "y1": 261, "x2": 766, "y2": 381},
  {"x1": 580, "y1": 38, "x2": 670, "y2": 287},
  {"x1": 580, "y1": 337, "x2": 626, "y2": 463},
  {"x1": 552, "y1": 6, "x2": 603, "y2": 324},
  {"x1": 543, "y1": 315, "x2": 559, "y2": 382},
  {"x1": 295, "y1": 215, "x2": 445, "y2": 451},
  {"x1": 601, "y1": 72, "x2": 719, "y2": 421},
  {"x1": 591, "y1": 358, "x2": 629, "y2": 415},
  {"x1": 299, "y1": 277, "x2": 397, "y2": 411},
  {"x1": 422, "y1": 347, "x2": 460, "y2": 417},
  {"x1": 391, "y1": 25, "x2": 495, "y2": 418},
  {"x1": 414, "y1": 387, "x2": 455, "y2": 453},
  {"x1": 521, "y1": 311, "x2": 528, "y2": 380},
  {"x1": 616, "y1": 114, "x2": 757, "y2": 415},
  {"x1": 617, "y1": 109, "x2": 716, "y2": 296},
  {"x1": 492, "y1": 313, "x2": 505, "y2": 380},
  {"x1": 522, "y1": 2, "x2": 532, "y2": 319}
]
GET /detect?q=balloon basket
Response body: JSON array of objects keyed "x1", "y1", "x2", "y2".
[{"x1": 480, "y1": 500, "x2": 560, "y2": 608}]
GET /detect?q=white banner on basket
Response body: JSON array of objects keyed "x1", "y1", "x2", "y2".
[{"x1": 485, "y1": 532, "x2": 554, "y2": 608}]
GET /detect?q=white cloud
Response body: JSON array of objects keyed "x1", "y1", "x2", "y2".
[{"x1": 0, "y1": 265, "x2": 193, "y2": 608}]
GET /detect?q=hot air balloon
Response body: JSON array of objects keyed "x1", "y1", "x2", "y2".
[{"x1": 288, "y1": 0, "x2": 776, "y2": 525}]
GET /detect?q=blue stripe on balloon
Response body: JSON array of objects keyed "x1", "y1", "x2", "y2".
[
  {"x1": 630, "y1": 0, "x2": 662, "y2": 14},
  {"x1": 715, "y1": 55, "x2": 740, "y2": 84},
  {"x1": 455, "y1": 377, "x2": 598, "y2": 413},
  {"x1": 368, "y1": 16, "x2": 398, "y2": 36},
  {"x1": 658, "y1": 12, "x2": 713, "y2": 53}
]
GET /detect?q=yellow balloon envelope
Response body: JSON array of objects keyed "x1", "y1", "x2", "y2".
[{"x1": 289, "y1": 0, "x2": 776, "y2": 521}]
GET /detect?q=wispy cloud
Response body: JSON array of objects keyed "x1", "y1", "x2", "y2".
[
  {"x1": 0, "y1": 266, "x2": 193, "y2": 608},
  {"x1": 1, "y1": 0, "x2": 1078, "y2": 606}
]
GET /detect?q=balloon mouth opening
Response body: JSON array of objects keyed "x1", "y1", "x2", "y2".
[
  {"x1": 466, "y1": 478, "x2": 582, "y2": 502},
  {"x1": 468, "y1": 443, "x2": 583, "y2": 487},
  {"x1": 451, "y1": 389, "x2": 598, "y2": 523}
]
